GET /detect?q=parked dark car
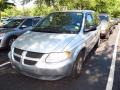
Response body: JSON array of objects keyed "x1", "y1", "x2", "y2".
[{"x1": 0, "y1": 16, "x2": 43, "y2": 48}]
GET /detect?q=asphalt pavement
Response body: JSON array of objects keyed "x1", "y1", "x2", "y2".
[
  {"x1": 112, "y1": 24, "x2": 120, "y2": 90},
  {"x1": 0, "y1": 24, "x2": 119, "y2": 90}
]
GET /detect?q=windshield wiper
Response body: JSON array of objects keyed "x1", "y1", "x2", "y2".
[
  {"x1": 33, "y1": 26, "x2": 79, "y2": 34},
  {"x1": 33, "y1": 26, "x2": 61, "y2": 33},
  {"x1": 33, "y1": 27, "x2": 60, "y2": 33}
]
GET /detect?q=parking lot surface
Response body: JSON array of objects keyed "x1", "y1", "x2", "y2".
[
  {"x1": 0, "y1": 24, "x2": 119, "y2": 90},
  {"x1": 112, "y1": 24, "x2": 120, "y2": 90}
]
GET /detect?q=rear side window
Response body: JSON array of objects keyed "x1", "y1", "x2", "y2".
[
  {"x1": 92, "y1": 13, "x2": 99, "y2": 25},
  {"x1": 85, "y1": 14, "x2": 94, "y2": 28},
  {"x1": 3, "y1": 19, "x2": 24, "y2": 28},
  {"x1": 32, "y1": 18, "x2": 40, "y2": 26}
]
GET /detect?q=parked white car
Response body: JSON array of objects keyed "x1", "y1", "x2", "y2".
[{"x1": 9, "y1": 10, "x2": 101, "y2": 80}]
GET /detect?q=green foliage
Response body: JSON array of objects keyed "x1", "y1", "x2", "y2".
[
  {"x1": 0, "y1": 0, "x2": 14, "y2": 11},
  {"x1": 1, "y1": 0, "x2": 120, "y2": 18},
  {"x1": 0, "y1": 0, "x2": 14, "y2": 19},
  {"x1": 31, "y1": 5, "x2": 54, "y2": 16}
]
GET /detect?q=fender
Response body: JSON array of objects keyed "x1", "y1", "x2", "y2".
[
  {"x1": 72, "y1": 43, "x2": 86, "y2": 62},
  {"x1": 2, "y1": 31, "x2": 18, "y2": 47}
]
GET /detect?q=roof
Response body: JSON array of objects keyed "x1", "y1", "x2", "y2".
[
  {"x1": 11, "y1": 16, "x2": 42, "y2": 20},
  {"x1": 54, "y1": 10, "x2": 95, "y2": 13},
  {"x1": 99, "y1": 13, "x2": 109, "y2": 16}
]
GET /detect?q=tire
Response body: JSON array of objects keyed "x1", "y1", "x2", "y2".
[
  {"x1": 110, "y1": 30, "x2": 113, "y2": 34},
  {"x1": 6, "y1": 36, "x2": 17, "y2": 48},
  {"x1": 71, "y1": 51, "x2": 85, "y2": 79},
  {"x1": 95, "y1": 38, "x2": 101, "y2": 48},
  {"x1": 110, "y1": 27, "x2": 113, "y2": 34},
  {"x1": 100, "y1": 36, "x2": 105, "y2": 39}
]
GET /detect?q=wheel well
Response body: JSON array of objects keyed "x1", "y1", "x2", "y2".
[
  {"x1": 70, "y1": 48, "x2": 86, "y2": 77},
  {"x1": 81, "y1": 48, "x2": 86, "y2": 53},
  {"x1": 9, "y1": 35, "x2": 18, "y2": 39},
  {"x1": 76, "y1": 48, "x2": 86, "y2": 61},
  {"x1": 5, "y1": 35, "x2": 18, "y2": 47}
]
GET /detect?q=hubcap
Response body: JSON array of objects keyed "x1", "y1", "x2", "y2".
[{"x1": 76, "y1": 57, "x2": 82, "y2": 74}]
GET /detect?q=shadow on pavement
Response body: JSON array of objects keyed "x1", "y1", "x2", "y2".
[
  {"x1": 0, "y1": 49, "x2": 9, "y2": 64},
  {"x1": 113, "y1": 45, "x2": 120, "y2": 90}
]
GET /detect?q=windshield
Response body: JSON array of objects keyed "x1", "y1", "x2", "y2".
[
  {"x1": 33, "y1": 12, "x2": 83, "y2": 34},
  {"x1": 99, "y1": 15, "x2": 109, "y2": 21},
  {"x1": 3, "y1": 19, "x2": 24, "y2": 28}
]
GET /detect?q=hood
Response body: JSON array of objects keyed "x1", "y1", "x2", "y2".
[
  {"x1": 13, "y1": 31, "x2": 76, "y2": 53},
  {"x1": 0, "y1": 27, "x2": 14, "y2": 33}
]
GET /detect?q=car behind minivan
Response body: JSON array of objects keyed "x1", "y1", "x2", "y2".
[{"x1": 99, "y1": 13, "x2": 114, "y2": 39}]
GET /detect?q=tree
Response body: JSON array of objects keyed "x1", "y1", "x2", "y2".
[
  {"x1": 8, "y1": 0, "x2": 120, "y2": 17},
  {"x1": 0, "y1": 0, "x2": 14, "y2": 19}
]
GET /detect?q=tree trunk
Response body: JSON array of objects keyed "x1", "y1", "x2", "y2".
[{"x1": 0, "y1": 10, "x2": 1, "y2": 20}]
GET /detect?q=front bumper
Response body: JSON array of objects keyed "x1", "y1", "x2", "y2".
[
  {"x1": 8, "y1": 51, "x2": 73, "y2": 80},
  {"x1": 100, "y1": 31, "x2": 107, "y2": 37}
]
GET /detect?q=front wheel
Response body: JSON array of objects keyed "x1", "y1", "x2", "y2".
[
  {"x1": 110, "y1": 27, "x2": 114, "y2": 34},
  {"x1": 71, "y1": 51, "x2": 85, "y2": 79},
  {"x1": 6, "y1": 37, "x2": 17, "y2": 48}
]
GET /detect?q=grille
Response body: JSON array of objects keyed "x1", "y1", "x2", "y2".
[
  {"x1": 14, "y1": 55, "x2": 21, "y2": 62},
  {"x1": 13, "y1": 48, "x2": 43, "y2": 65},
  {"x1": 26, "y1": 51, "x2": 43, "y2": 58},
  {"x1": 14, "y1": 48, "x2": 23, "y2": 55},
  {"x1": 24, "y1": 59, "x2": 37, "y2": 65}
]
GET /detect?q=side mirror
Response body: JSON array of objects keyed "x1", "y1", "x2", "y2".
[
  {"x1": 20, "y1": 25, "x2": 27, "y2": 29},
  {"x1": 24, "y1": 26, "x2": 32, "y2": 30},
  {"x1": 84, "y1": 25, "x2": 97, "y2": 32}
]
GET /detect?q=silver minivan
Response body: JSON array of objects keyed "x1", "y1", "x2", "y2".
[{"x1": 9, "y1": 10, "x2": 101, "y2": 80}]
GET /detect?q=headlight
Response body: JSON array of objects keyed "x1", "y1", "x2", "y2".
[
  {"x1": 0, "y1": 33, "x2": 5, "y2": 37},
  {"x1": 101, "y1": 30, "x2": 106, "y2": 33},
  {"x1": 46, "y1": 51, "x2": 72, "y2": 63}
]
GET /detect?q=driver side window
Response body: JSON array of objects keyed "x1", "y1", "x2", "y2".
[{"x1": 20, "y1": 19, "x2": 32, "y2": 29}]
